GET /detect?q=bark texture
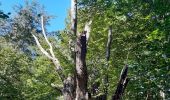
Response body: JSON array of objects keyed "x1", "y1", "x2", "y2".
[
  {"x1": 71, "y1": 0, "x2": 77, "y2": 35},
  {"x1": 63, "y1": 76, "x2": 75, "y2": 100},
  {"x1": 75, "y1": 32, "x2": 88, "y2": 100},
  {"x1": 112, "y1": 65, "x2": 129, "y2": 100}
]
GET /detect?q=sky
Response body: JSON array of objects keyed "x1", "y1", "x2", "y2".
[{"x1": 0, "y1": 0, "x2": 70, "y2": 32}]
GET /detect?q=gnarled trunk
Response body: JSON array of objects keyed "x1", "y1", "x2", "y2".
[
  {"x1": 63, "y1": 76, "x2": 75, "y2": 100},
  {"x1": 75, "y1": 33, "x2": 88, "y2": 100},
  {"x1": 71, "y1": 0, "x2": 89, "y2": 99}
]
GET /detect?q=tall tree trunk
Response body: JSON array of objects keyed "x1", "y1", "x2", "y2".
[
  {"x1": 33, "y1": 0, "x2": 91, "y2": 99},
  {"x1": 75, "y1": 32, "x2": 88, "y2": 100},
  {"x1": 71, "y1": 0, "x2": 89, "y2": 99}
]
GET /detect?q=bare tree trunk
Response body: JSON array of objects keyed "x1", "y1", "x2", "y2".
[
  {"x1": 103, "y1": 26, "x2": 113, "y2": 99},
  {"x1": 75, "y1": 32, "x2": 88, "y2": 100},
  {"x1": 71, "y1": 0, "x2": 90, "y2": 99},
  {"x1": 33, "y1": 0, "x2": 92, "y2": 99},
  {"x1": 93, "y1": 26, "x2": 113, "y2": 100},
  {"x1": 106, "y1": 26, "x2": 112, "y2": 62},
  {"x1": 112, "y1": 65, "x2": 130, "y2": 100}
]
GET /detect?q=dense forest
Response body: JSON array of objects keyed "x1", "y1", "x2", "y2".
[{"x1": 0, "y1": 0, "x2": 170, "y2": 100}]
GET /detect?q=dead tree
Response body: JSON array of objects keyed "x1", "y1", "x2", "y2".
[
  {"x1": 32, "y1": 16, "x2": 76, "y2": 100},
  {"x1": 112, "y1": 65, "x2": 130, "y2": 100},
  {"x1": 32, "y1": 0, "x2": 129, "y2": 99}
]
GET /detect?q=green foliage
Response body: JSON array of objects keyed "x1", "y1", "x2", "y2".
[
  {"x1": 4, "y1": 1, "x2": 51, "y2": 55},
  {"x1": 24, "y1": 56, "x2": 61, "y2": 100},
  {"x1": 0, "y1": 1, "x2": 60, "y2": 99},
  {"x1": 77, "y1": 0, "x2": 170, "y2": 99},
  {"x1": 1, "y1": 0, "x2": 170, "y2": 99},
  {"x1": 0, "y1": 41, "x2": 30, "y2": 99},
  {"x1": 0, "y1": 36, "x2": 61, "y2": 100}
]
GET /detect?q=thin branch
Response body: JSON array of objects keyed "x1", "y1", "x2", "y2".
[
  {"x1": 41, "y1": 16, "x2": 51, "y2": 48},
  {"x1": 32, "y1": 16, "x2": 65, "y2": 82},
  {"x1": 32, "y1": 34, "x2": 53, "y2": 60},
  {"x1": 40, "y1": 16, "x2": 61, "y2": 71},
  {"x1": 32, "y1": 33, "x2": 65, "y2": 81},
  {"x1": 103, "y1": 26, "x2": 113, "y2": 99},
  {"x1": 106, "y1": 26, "x2": 112, "y2": 61},
  {"x1": 41, "y1": 16, "x2": 55, "y2": 58}
]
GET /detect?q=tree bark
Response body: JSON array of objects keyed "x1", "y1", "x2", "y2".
[
  {"x1": 71, "y1": 0, "x2": 90, "y2": 99},
  {"x1": 75, "y1": 32, "x2": 88, "y2": 100},
  {"x1": 71, "y1": 0, "x2": 77, "y2": 35},
  {"x1": 112, "y1": 65, "x2": 129, "y2": 100},
  {"x1": 63, "y1": 76, "x2": 75, "y2": 100}
]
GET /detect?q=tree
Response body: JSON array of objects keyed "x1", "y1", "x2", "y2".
[
  {"x1": 1, "y1": 0, "x2": 170, "y2": 99},
  {"x1": 0, "y1": 2, "x2": 62, "y2": 99},
  {"x1": 0, "y1": 37, "x2": 30, "y2": 99},
  {"x1": 32, "y1": 0, "x2": 130, "y2": 99},
  {"x1": 4, "y1": 1, "x2": 51, "y2": 55},
  {"x1": 76, "y1": 0, "x2": 170, "y2": 99}
]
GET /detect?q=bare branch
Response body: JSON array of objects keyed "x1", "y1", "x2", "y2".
[
  {"x1": 40, "y1": 16, "x2": 61, "y2": 71},
  {"x1": 71, "y1": 0, "x2": 77, "y2": 35},
  {"x1": 41, "y1": 16, "x2": 50, "y2": 46},
  {"x1": 84, "y1": 20, "x2": 92, "y2": 43},
  {"x1": 41, "y1": 16, "x2": 55, "y2": 57},
  {"x1": 103, "y1": 26, "x2": 113, "y2": 99},
  {"x1": 32, "y1": 16, "x2": 65, "y2": 82},
  {"x1": 106, "y1": 26, "x2": 112, "y2": 61},
  {"x1": 32, "y1": 34, "x2": 53, "y2": 60},
  {"x1": 112, "y1": 65, "x2": 129, "y2": 100}
]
